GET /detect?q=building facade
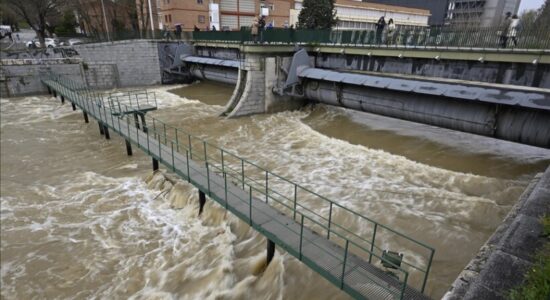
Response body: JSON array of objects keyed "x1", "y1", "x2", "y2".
[
  {"x1": 290, "y1": 0, "x2": 430, "y2": 30},
  {"x1": 159, "y1": 0, "x2": 293, "y2": 31},
  {"x1": 363, "y1": 0, "x2": 449, "y2": 25},
  {"x1": 445, "y1": 0, "x2": 520, "y2": 27}
]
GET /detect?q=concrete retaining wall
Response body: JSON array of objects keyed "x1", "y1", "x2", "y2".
[
  {"x1": 444, "y1": 166, "x2": 550, "y2": 299},
  {"x1": 74, "y1": 40, "x2": 161, "y2": 87},
  {"x1": 1, "y1": 40, "x2": 163, "y2": 97},
  {"x1": 0, "y1": 59, "x2": 84, "y2": 97}
]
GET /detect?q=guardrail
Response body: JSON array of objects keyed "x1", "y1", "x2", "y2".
[
  {"x1": 41, "y1": 72, "x2": 436, "y2": 298},
  {"x1": 106, "y1": 90, "x2": 158, "y2": 115},
  {"x1": 192, "y1": 26, "x2": 550, "y2": 50}
]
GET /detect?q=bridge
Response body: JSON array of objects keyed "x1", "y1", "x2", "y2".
[{"x1": 42, "y1": 72, "x2": 435, "y2": 300}]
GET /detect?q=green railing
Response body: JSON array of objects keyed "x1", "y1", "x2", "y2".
[
  {"x1": 41, "y1": 72, "x2": 436, "y2": 299},
  {"x1": 192, "y1": 26, "x2": 550, "y2": 50},
  {"x1": 106, "y1": 90, "x2": 158, "y2": 114}
]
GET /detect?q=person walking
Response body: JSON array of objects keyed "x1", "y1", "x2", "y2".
[
  {"x1": 386, "y1": 18, "x2": 396, "y2": 45},
  {"x1": 499, "y1": 12, "x2": 512, "y2": 48},
  {"x1": 375, "y1": 16, "x2": 386, "y2": 44},
  {"x1": 258, "y1": 15, "x2": 266, "y2": 43},
  {"x1": 251, "y1": 17, "x2": 259, "y2": 43},
  {"x1": 508, "y1": 14, "x2": 520, "y2": 47}
]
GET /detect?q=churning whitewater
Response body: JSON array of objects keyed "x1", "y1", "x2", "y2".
[{"x1": 1, "y1": 82, "x2": 549, "y2": 299}]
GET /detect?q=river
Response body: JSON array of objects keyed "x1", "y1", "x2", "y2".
[{"x1": 1, "y1": 81, "x2": 549, "y2": 299}]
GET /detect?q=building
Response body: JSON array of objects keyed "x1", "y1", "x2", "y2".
[
  {"x1": 445, "y1": 0, "x2": 520, "y2": 27},
  {"x1": 159, "y1": 0, "x2": 293, "y2": 31},
  {"x1": 290, "y1": 0, "x2": 430, "y2": 30},
  {"x1": 363, "y1": 0, "x2": 449, "y2": 25}
]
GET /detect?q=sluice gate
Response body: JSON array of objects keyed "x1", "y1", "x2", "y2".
[{"x1": 180, "y1": 49, "x2": 550, "y2": 148}]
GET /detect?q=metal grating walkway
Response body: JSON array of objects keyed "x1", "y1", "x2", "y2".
[{"x1": 42, "y1": 74, "x2": 433, "y2": 300}]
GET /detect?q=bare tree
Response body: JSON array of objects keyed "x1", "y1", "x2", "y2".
[{"x1": 5, "y1": 0, "x2": 65, "y2": 46}]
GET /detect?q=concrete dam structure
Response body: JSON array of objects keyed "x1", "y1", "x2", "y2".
[{"x1": 177, "y1": 45, "x2": 550, "y2": 149}]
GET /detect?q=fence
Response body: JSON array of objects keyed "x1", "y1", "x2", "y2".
[{"x1": 192, "y1": 25, "x2": 550, "y2": 50}]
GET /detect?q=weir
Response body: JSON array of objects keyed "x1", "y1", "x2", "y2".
[
  {"x1": 179, "y1": 47, "x2": 550, "y2": 148},
  {"x1": 42, "y1": 72, "x2": 435, "y2": 300}
]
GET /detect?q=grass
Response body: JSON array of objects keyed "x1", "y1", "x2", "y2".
[{"x1": 507, "y1": 216, "x2": 550, "y2": 300}]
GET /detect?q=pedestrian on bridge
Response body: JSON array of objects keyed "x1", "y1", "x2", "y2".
[
  {"x1": 251, "y1": 17, "x2": 259, "y2": 43},
  {"x1": 386, "y1": 18, "x2": 396, "y2": 45},
  {"x1": 499, "y1": 12, "x2": 512, "y2": 48},
  {"x1": 375, "y1": 16, "x2": 386, "y2": 44},
  {"x1": 508, "y1": 14, "x2": 520, "y2": 47}
]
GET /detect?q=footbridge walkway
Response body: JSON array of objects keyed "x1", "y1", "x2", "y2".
[{"x1": 42, "y1": 73, "x2": 435, "y2": 300}]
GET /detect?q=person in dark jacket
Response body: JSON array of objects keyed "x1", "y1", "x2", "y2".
[
  {"x1": 499, "y1": 12, "x2": 512, "y2": 48},
  {"x1": 375, "y1": 16, "x2": 386, "y2": 44}
]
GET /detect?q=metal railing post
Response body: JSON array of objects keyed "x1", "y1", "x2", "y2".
[
  {"x1": 369, "y1": 223, "x2": 377, "y2": 263},
  {"x1": 421, "y1": 249, "x2": 435, "y2": 293},
  {"x1": 249, "y1": 185, "x2": 253, "y2": 225},
  {"x1": 341, "y1": 240, "x2": 349, "y2": 289},
  {"x1": 293, "y1": 184, "x2": 297, "y2": 221},
  {"x1": 186, "y1": 150, "x2": 191, "y2": 183},
  {"x1": 206, "y1": 162, "x2": 211, "y2": 196},
  {"x1": 299, "y1": 214, "x2": 304, "y2": 260},
  {"x1": 327, "y1": 202, "x2": 333, "y2": 239}
]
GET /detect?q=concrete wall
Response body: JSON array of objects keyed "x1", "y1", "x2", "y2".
[
  {"x1": 73, "y1": 40, "x2": 162, "y2": 87},
  {"x1": 0, "y1": 59, "x2": 85, "y2": 97},
  {"x1": 444, "y1": 166, "x2": 550, "y2": 299},
  {"x1": 1, "y1": 40, "x2": 164, "y2": 97}
]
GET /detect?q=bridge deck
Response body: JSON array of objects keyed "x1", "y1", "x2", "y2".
[{"x1": 42, "y1": 78, "x2": 431, "y2": 300}]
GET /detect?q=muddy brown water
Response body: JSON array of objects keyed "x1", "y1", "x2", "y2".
[{"x1": 2, "y1": 81, "x2": 549, "y2": 299}]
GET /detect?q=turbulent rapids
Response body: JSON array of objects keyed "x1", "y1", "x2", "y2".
[{"x1": 1, "y1": 82, "x2": 549, "y2": 299}]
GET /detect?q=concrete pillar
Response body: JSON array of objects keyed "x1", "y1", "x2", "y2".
[
  {"x1": 152, "y1": 158, "x2": 159, "y2": 171},
  {"x1": 198, "y1": 191, "x2": 206, "y2": 216},
  {"x1": 53, "y1": 90, "x2": 57, "y2": 98},
  {"x1": 125, "y1": 139, "x2": 133, "y2": 156},
  {"x1": 71, "y1": 102, "x2": 76, "y2": 111},
  {"x1": 98, "y1": 122, "x2": 104, "y2": 135},
  {"x1": 83, "y1": 112, "x2": 89, "y2": 123},
  {"x1": 61, "y1": 95, "x2": 65, "y2": 104},
  {"x1": 267, "y1": 239, "x2": 275, "y2": 265},
  {"x1": 47, "y1": 87, "x2": 51, "y2": 95}
]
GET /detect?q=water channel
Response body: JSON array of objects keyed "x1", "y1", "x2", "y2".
[{"x1": 1, "y1": 81, "x2": 549, "y2": 299}]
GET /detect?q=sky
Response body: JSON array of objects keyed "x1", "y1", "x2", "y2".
[{"x1": 518, "y1": 0, "x2": 545, "y2": 13}]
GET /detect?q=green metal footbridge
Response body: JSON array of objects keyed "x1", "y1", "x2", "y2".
[{"x1": 42, "y1": 73, "x2": 435, "y2": 300}]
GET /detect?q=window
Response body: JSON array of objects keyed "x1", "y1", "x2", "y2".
[
  {"x1": 168, "y1": 15, "x2": 172, "y2": 23},
  {"x1": 197, "y1": 0, "x2": 203, "y2": 3},
  {"x1": 165, "y1": 15, "x2": 168, "y2": 23},
  {"x1": 198, "y1": 15, "x2": 206, "y2": 23}
]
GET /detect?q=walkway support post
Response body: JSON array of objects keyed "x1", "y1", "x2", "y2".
[
  {"x1": 47, "y1": 87, "x2": 51, "y2": 95},
  {"x1": 98, "y1": 122, "x2": 104, "y2": 135},
  {"x1": 133, "y1": 113, "x2": 141, "y2": 130},
  {"x1": 152, "y1": 158, "x2": 159, "y2": 171},
  {"x1": 61, "y1": 95, "x2": 65, "y2": 104},
  {"x1": 139, "y1": 114, "x2": 148, "y2": 133},
  {"x1": 71, "y1": 102, "x2": 76, "y2": 111},
  {"x1": 53, "y1": 90, "x2": 57, "y2": 98},
  {"x1": 125, "y1": 139, "x2": 133, "y2": 156},
  {"x1": 104, "y1": 125, "x2": 110, "y2": 140},
  {"x1": 83, "y1": 112, "x2": 89, "y2": 123},
  {"x1": 198, "y1": 190, "x2": 206, "y2": 216},
  {"x1": 267, "y1": 239, "x2": 275, "y2": 265}
]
